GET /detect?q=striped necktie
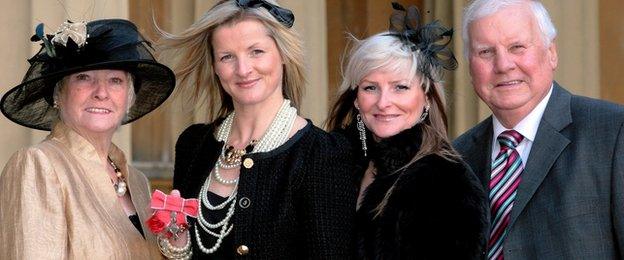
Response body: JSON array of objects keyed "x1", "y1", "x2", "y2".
[{"x1": 488, "y1": 130, "x2": 524, "y2": 260}]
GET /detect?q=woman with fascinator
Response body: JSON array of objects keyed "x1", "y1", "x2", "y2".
[
  {"x1": 156, "y1": 0, "x2": 355, "y2": 258},
  {"x1": 327, "y1": 3, "x2": 487, "y2": 259},
  {"x1": 0, "y1": 19, "x2": 175, "y2": 258}
]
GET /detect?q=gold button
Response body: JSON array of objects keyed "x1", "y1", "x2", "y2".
[
  {"x1": 236, "y1": 245, "x2": 250, "y2": 255},
  {"x1": 243, "y1": 158, "x2": 254, "y2": 169}
]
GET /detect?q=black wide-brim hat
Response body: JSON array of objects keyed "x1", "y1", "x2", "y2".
[{"x1": 0, "y1": 19, "x2": 175, "y2": 131}]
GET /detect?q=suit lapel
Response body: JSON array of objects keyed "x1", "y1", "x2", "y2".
[{"x1": 508, "y1": 83, "x2": 572, "y2": 228}]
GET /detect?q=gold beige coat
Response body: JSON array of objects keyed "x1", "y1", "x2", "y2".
[{"x1": 0, "y1": 122, "x2": 161, "y2": 259}]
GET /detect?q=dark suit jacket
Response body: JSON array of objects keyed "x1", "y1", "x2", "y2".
[{"x1": 453, "y1": 82, "x2": 624, "y2": 259}]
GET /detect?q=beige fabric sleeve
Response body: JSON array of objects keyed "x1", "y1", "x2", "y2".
[{"x1": 0, "y1": 148, "x2": 67, "y2": 259}]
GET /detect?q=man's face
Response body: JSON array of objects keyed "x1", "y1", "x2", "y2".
[{"x1": 468, "y1": 4, "x2": 557, "y2": 125}]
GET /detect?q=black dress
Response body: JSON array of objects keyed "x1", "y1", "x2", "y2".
[
  {"x1": 341, "y1": 123, "x2": 488, "y2": 259},
  {"x1": 174, "y1": 120, "x2": 357, "y2": 259}
]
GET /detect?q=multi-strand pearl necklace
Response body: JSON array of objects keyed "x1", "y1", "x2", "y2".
[{"x1": 195, "y1": 99, "x2": 298, "y2": 254}]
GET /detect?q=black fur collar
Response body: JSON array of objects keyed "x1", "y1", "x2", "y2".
[
  {"x1": 369, "y1": 124, "x2": 423, "y2": 175},
  {"x1": 342, "y1": 120, "x2": 424, "y2": 175}
]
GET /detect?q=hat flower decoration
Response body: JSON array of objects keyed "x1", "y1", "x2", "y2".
[{"x1": 51, "y1": 20, "x2": 88, "y2": 48}]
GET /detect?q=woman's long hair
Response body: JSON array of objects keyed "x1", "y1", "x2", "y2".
[{"x1": 326, "y1": 32, "x2": 460, "y2": 217}]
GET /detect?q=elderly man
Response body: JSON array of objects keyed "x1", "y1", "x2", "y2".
[{"x1": 454, "y1": 0, "x2": 624, "y2": 259}]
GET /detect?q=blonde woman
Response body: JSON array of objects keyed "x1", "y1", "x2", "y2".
[
  {"x1": 327, "y1": 4, "x2": 487, "y2": 259},
  {"x1": 157, "y1": 0, "x2": 356, "y2": 258}
]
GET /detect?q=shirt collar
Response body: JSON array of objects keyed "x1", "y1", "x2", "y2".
[
  {"x1": 47, "y1": 120, "x2": 127, "y2": 166},
  {"x1": 493, "y1": 83, "x2": 554, "y2": 142}
]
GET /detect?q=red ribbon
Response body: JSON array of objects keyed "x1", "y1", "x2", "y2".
[
  {"x1": 150, "y1": 190, "x2": 199, "y2": 217},
  {"x1": 146, "y1": 189, "x2": 198, "y2": 236}
]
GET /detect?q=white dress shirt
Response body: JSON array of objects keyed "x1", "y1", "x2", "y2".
[{"x1": 491, "y1": 85, "x2": 554, "y2": 166}]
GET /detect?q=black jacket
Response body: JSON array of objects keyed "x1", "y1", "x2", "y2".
[
  {"x1": 174, "y1": 121, "x2": 357, "y2": 259},
  {"x1": 343, "y1": 124, "x2": 487, "y2": 259}
]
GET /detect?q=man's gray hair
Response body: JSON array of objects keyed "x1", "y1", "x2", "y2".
[{"x1": 462, "y1": 0, "x2": 557, "y2": 55}]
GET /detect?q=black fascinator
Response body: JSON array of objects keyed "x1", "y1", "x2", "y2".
[
  {"x1": 387, "y1": 2, "x2": 457, "y2": 81},
  {"x1": 236, "y1": 0, "x2": 295, "y2": 28},
  {"x1": 0, "y1": 19, "x2": 175, "y2": 131}
]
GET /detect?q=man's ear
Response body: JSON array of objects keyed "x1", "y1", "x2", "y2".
[{"x1": 547, "y1": 40, "x2": 558, "y2": 70}]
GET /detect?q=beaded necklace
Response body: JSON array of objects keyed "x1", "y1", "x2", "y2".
[{"x1": 195, "y1": 99, "x2": 298, "y2": 254}]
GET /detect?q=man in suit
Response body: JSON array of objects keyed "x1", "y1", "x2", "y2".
[{"x1": 454, "y1": 0, "x2": 624, "y2": 259}]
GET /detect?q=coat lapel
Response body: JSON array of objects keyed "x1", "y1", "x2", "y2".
[
  {"x1": 508, "y1": 83, "x2": 572, "y2": 228},
  {"x1": 127, "y1": 167, "x2": 158, "y2": 243},
  {"x1": 467, "y1": 118, "x2": 494, "y2": 189}
]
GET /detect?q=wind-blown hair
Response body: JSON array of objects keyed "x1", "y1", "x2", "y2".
[
  {"x1": 157, "y1": 0, "x2": 305, "y2": 121},
  {"x1": 462, "y1": 0, "x2": 557, "y2": 55}
]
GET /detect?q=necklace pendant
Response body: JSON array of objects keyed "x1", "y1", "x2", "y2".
[
  {"x1": 108, "y1": 156, "x2": 127, "y2": 197},
  {"x1": 223, "y1": 147, "x2": 245, "y2": 166},
  {"x1": 115, "y1": 180, "x2": 127, "y2": 197}
]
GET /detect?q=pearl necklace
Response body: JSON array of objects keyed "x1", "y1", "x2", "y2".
[
  {"x1": 195, "y1": 99, "x2": 298, "y2": 254},
  {"x1": 212, "y1": 100, "x2": 297, "y2": 185},
  {"x1": 107, "y1": 156, "x2": 127, "y2": 197}
]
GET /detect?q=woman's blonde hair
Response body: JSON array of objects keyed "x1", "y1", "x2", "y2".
[
  {"x1": 158, "y1": 0, "x2": 305, "y2": 121},
  {"x1": 326, "y1": 32, "x2": 460, "y2": 216}
]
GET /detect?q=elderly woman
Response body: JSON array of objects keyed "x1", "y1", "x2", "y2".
[
  {"x1": 326, "y1": 3, "x2": 488, "y2": 259},
  {"x1": 0, "y1": 19, "x2": 175, "y2": 259},
  {"x1": 156, "y1": 0, "x2": 356, "y2": 259}
]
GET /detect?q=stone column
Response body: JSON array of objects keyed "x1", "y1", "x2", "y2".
[
  {"x1": 600, "y1": 0, "x2": 624, "y2": 104},
  {"x1": 542, "y1": 0, "x2": 600, "y2": 98},
  {"x1": 283, "y1": 0, "x2": 328, "y2": 125},
  {"x1": 0, "y1": 1, "x2": 31, "y2": 167}
]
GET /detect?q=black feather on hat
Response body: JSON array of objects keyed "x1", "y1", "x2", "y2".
[
  {"x1": 0, "y1": 19, "x2": 176, "y2": 131},
  {"x1": 386, "y1": 2, "x2": 457, "y2": 81}
]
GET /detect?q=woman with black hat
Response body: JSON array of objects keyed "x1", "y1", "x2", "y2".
[
  {"x1": 0, "y1": 19, "x2": 175, "y2": 259},
  {"x1": 156, "y1": 0, "x2": 356, "y2": 259}
]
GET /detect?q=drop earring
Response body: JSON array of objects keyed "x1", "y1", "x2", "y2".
[
  {"x1": 417, "y1": 103, "x2": 430, "y2": 124},
  {"x1": 356, "y1": 113, "x2": 368, "y2": 157},
  {"x1": 53, "y1": 100, "x2": 59, "y2": 109}
]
